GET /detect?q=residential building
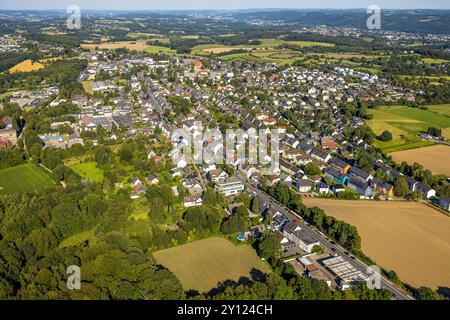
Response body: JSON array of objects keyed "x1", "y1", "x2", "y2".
[
  {"x1": 316, "y1": 182, "x2": 330, "y2": 194},
  {"x1": 331, "y1": 184, "x2": 346, "y2": 194},
  {"x1": 416, "y1": 182, "x2": 436, "y2": 199},
  {"x1": 370, "y1": 178, "x2": 394, "y2": 197},
  {"x1": 282, "y1": 222, "x2": 321, "y2": 253},
  {"x1": 183, "y1": 195, "x2": 203, "y2": 208},
  {"x1": 147, "y1": 174, "x2": 160, "y2": 185},
  {"x1": 348, "y1": 167, "x2": 373, "y2": 182},
  {"x1": 310, "y1": 148, "x2": 331, "y2": 163},
  {"x1": 295, "y1": 179, "x2": 313, "y2": 193},
  {"x1": 440, "y1": 196, "x2": 450, "y2": 211},
  {"x1": 214, "y1": 177, "x2": 245, "y2": 197},
  {"x1": 207, "y1": 168, "x2": 229, "y2": 182},
  {"x1": 271, "y1": 211, "x2": 289, "y2": 231},
  {"x1": 324, "y1": 167, "x2": 349, "y2": 184},
  {"x1": 348, "y1": 176, "x2": 372, "y2": 197},
  {"x1": 328, "y1": 157, "x2": 351, "y2": 173}
]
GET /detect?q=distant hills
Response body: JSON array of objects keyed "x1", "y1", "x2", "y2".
[{"x1": 0, "y1": 9, "x2": 449, "y2": 34}]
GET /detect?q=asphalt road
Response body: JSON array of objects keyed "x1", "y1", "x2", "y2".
[
  {"x1": 420, "y1": 135, "x2": 450, "y2": 146},
  {"x1": 238, "y1": 174, "x2": 414, "y2": 300}
]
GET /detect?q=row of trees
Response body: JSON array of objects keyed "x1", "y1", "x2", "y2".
[{"x1": 263, "y1": 183, "x2": 362, "y2": 254}]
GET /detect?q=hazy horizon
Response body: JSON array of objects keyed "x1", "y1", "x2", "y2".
[{"x1": 1, "y1": 0, "x2": 449, "y2": 11}]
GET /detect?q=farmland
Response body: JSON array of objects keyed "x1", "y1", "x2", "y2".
[
  {"x1": 0, "y1": 163, "x2": 54, "y2": 194},
  {"x1": 302, "y1": 198, "x2": 450, "y2": 290},
  {"x1": 198, "y1": 45, "x2": 252, "y2": 54},
  {"x1": 9, "y1": 59, "x2": 44, "y2": 73},
  {"x1": 253, "y1": 38, "x2": 335, "y2": 48},
  {"x1": 144, "y1": 45, "x2": 176, "y2": 54},
  {"x1": 426, "y1": 104, "x2": 450, "y2": 117},
  {"x1": 80, "y1": 39, "x2": 175, "y2": 54},
  {"x1": 81, "y1": 41, "x2": 170, "y2": 52},
  {"x1": 367, "y1": 105, "x2": 450, "y2": 152},
  {"x1": 390, "y1": 145, "x2": 450, "y2": 176},
  {"x1": 191, "y1": 38, "x2": 335, "y2": 64},
  {"x1": 153, "y1": 237, "x2": 270, "y2": 292}
]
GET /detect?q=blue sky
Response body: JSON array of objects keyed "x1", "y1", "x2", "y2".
[{"x1": 1, "y1": 0, "x2": 449, "y2": 10}]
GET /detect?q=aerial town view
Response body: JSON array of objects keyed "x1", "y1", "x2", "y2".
[{"x1": 0, "y1": 0, "x2": 449, "y2": 311}]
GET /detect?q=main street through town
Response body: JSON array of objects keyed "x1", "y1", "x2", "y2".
[{"x1": 237, "y1": 174, "x2": 414, "y2": 300}]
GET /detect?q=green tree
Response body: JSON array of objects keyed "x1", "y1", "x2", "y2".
[
  {"x1": 251, "y1": 197, "x2": 260, "y2": 214},
  {"x1": 220, "y1": 214, "x2": 247, "y2": 234},
  {"x1": 258, "y1": 233, "x2": 281, "y2": 259},
  {"x1": 149, "y1": 197, "x2": 165, "y2": 223},
  {"x1": 393, "y1": 175, "x2": 409, "y2": 197},
  {"x1": 427, "y1": 127, "x2": 442, "y2": 137},
  {"x1": 377, "y1": 130, "x2": 393, "y2": 142},
  {"x1": 29, "y1": 143, "x2": 42, "y2": 163},
  {"x1": 415, "y1": 287, "x2": 445, "y2": 300},
  {"x1": 304, "y1": 163, "x2": 322, "y2": 176},
  {"x1": 25, "y1": 228, "x2": 58, "y2": 258}
]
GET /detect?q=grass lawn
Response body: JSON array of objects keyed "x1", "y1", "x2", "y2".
[
  {"x1": 59, "y1": 228, "x2": 96, "y2": 248},
  {"x1": 144, "y1": 45, "x2": 176, "y2": 54},
  {"x1": 153, "y1": 237, "x2": 270, "y2": 292},
  {"x1": 423, "y1": 58, "x2": 448, "y2": 64},
  {"x1": 63, "y1": 154, "x2": 93, "y2": 166},
  {"x1": 398, "y1": 75, "x2": 450, "y2": 81},
  {"x1": 355, "y1": 67, "x2": 380, "y2": 74},
  {"x1": 0, "y1": 91, "x2": 13, "y2": 100},
  {"x1": 0, "y1": 163, "x2": 54, "y2": 194},
  {"x1": 426, "y1": 104, "x2": 450, "y2": 117},
  {"x1": 380, "y1": 140, "x2": 435, "y2": 154},
  {"x1": 310, "y1": 52, "x2": 374, "y2": 59},
  {"x1": 129, "y1": 197, "x2": 151, "y2": 221},
  {"x1": 368, "y1": 105, "x2": 450, "y2": 152},
  {"x1": 70, "y1": 161, "x2": 104, "y2": 183}
]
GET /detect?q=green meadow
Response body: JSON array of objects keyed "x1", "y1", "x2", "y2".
[
  {"x1": 367, "y1": 105, "x2": 450, "y2": 153},
  {"x1": 0, "y1": 163, "x2": 54, "y2": 194},
  {"x1": 70, "y1": 161, "x2": 104, "y2": 183}
]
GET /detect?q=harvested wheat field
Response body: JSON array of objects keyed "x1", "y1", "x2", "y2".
[
  {"x1": 302, "y1": 198, "x2": 450, "y2": 290},
  {"x1": 203, "y1": 47, "x2": 252, "y2": 54},
  {"x1": 81, "y1": 41, "x2": 149, "y2": 51},
  {"x1": 390, "y1": 144, "x2": 450, "y2": 176},
  {"x1": 9, "y1": 59, "x2": 44, "y2": 73},
  {"x1": 153, "y1": 237, "x2": 270, "y2": 292}
]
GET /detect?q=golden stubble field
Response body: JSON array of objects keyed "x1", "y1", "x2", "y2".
[
  {"x1": 9, "y1": 59, "x2": 44, "y2": 73},
  {"x1": 390, "y1": 144, "x2": 450, "y2": 176},
  {"x1": 202, "y1": 47, "x2": 252, "y2": 54},
  {"x1": 302, "y1": 198, "x2": 450, "y2": 290},
  {"x1": 81, "y1": 41, "x2": 149, "y2": 51},
  {"x1": 153, "y1": 237, "x2": 270, "y2": 292}
]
